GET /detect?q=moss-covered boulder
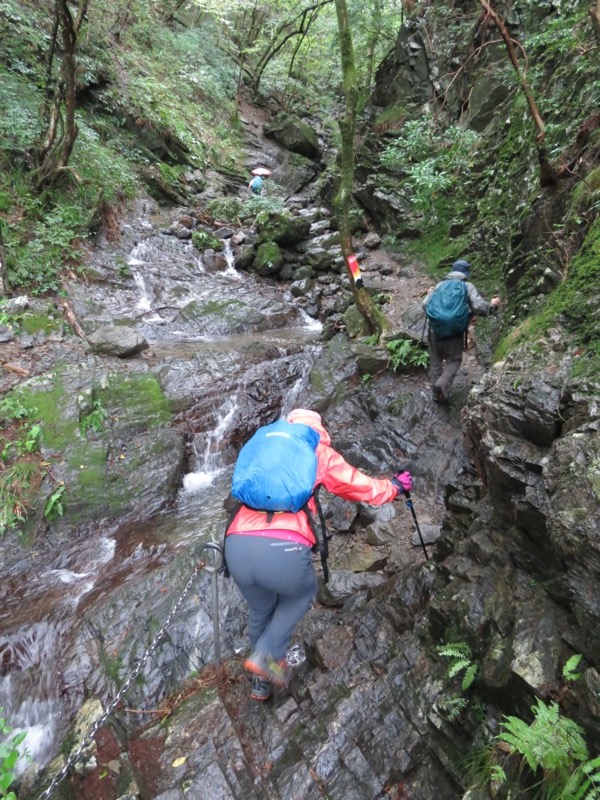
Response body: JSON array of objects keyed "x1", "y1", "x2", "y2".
[
  {"x1": 308, "y1": 334, "x2": 360, "y2": 408},
  {"x1": 254, "y1": 242, "x2": 284, "y2": 276},
  {"x1": 264, "y1": 113, "x2": 321, "y2": 159},
  {"x1": 256, "y1": 210, "x2": 311, "y2": 246},
  {"x1": 175, "y1": 298, "x2": 267, "y2": 333},
  {"x1": 13, "y1": 364, "x2": 185, "y2": 533}
]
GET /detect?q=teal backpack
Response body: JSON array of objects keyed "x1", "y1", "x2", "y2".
[{"x1": 425, "y1": 279, "x2": 470, "y2": 338}]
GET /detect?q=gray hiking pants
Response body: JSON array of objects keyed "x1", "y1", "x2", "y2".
[
  {"x1": 224, "y1": 534, "x2": 317, "y2": 661},
  {"x1": 428, "y1": 330, "x2": 464, "y2": 395}
]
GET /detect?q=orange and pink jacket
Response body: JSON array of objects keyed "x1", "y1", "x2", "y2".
[{"x1": 227, "y1": 409, "x2": 399, "y2": 547}]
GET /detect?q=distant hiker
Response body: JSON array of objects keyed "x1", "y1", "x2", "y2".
[
  {"x1": 223, "y1": 408, "x2": 412, "y2": 701},
  {"x1": 423, "y1": 259, "x2": 500, "y2": 404},
  {"x1": 248, "y1": 175, "x2": 264, "y2": 195}
]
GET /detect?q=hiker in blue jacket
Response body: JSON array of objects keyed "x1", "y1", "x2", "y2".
[{"x1": 423, "y1": 259, "x2": 500, "y2": 404}]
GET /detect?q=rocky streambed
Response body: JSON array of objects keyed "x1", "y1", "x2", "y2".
[{"x1": 2, "y1": 110, "x2": 598, "y2": 800}]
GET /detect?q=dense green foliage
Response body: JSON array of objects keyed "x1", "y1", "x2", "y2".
[
  {"x1": 486, "y1": 699, "x2": 600, "y2": 799},
  {"x1": 0, "y1": 709, "x2": 27, "y2": 799},
  {"x1": 373, "y1": 0, "x2": 600, "y2": 372},
  {"x1": 0, "y1": 0, "x2": 241, "y2": 293}
]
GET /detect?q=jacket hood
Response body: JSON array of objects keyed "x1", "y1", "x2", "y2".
[
  {"x1": 446, "y1": 271, "x2": 469, "y2": 281},
  {"x1": 286, "y1": 408, "x2": 330, "y2": 445}
]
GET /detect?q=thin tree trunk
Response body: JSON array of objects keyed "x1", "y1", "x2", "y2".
[
  {"x1": 479, "y1": 0, "x2": 544, "y2": 139},
  {"x1": 33, "y1": 0, "x2": 89, "y2": 188},
  {"x1": 590, "y1": 0, "x2": 600, "y2": 44},
  {"x1": 333, "y1": 0, "x2": 386, "y2": 336},
  {"x1": 479, "y1": 0, "x2": 558, "y2": 185},
  {"x1": 0, "y1": 225, "x2": 9, "y2": 297}
]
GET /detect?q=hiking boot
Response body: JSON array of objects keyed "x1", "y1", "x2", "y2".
[
  {"x1": 432, "y1": 385, "x2": 447, "y2": 404},
  {"x1": 250, "y1": 676, "x2": 273, "y2": 702},
  {"x1": 244, "y1": 651, "x2": 291, "y2": 687}
]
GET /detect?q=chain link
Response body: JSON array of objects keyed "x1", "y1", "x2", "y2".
[{"x1": 38, "y1": 564, "x2": 201, "y2": 800}]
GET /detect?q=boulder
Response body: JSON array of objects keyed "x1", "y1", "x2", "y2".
[
  {"x1": 256, "y1": 210, "x2": 311, "y2": 246},
  {"x1": 264, "y1": 113, "x2": 321, "y2": 159},
  {"x1": 87, "y1": 326, "x2": 149, "y2": 358},
  {"x1": 254, "y1": 241, "x2": 284, "y2": 276}
]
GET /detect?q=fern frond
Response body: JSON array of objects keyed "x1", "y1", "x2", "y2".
[
  {"x1": 461, "y1": 663, "x2": 478, "y2": 691},
  {"x1": 562, "y1": 654, "x2": 583, "y2": 682},
  {"x1": 437, "y1": 643, "x2": 471, "y2": 659},
  {"x1": 448, "y1": 659, "x2": 471, "y2": 679},
  {"x1": 498, "y1": 731, "x2": 538, "y2": 773}
]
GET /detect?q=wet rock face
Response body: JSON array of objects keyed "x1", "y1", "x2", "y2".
[
  {"x1": 264, "y1": 114, "x2": 321, "y2": 160},
  {"x1": 438, "y1": 340, "x2": 600, "y2": 733},
  {"x1": 15, "y1": 361, "x2": 185, "y2": 534}
]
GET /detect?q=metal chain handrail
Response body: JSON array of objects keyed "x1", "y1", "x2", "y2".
[{"x1": 37, "y1": 543, "x2": 222, "y2": 800}]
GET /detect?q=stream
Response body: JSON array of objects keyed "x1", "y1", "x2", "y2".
[
  {"x1": 1, "y1": 179, "x2": 471, "y2": 798},
  {"x1": 0, "y1": 197, "x2": 325, "y2": 778}
]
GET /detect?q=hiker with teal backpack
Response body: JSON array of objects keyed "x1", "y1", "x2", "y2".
[
  {"x1": 248, "y1": 174, "x2": 264, "y2": 195},
  {"x1": 223, "y1": 408, "x2": 412, "y2": 701},
  {"x1": 423, "y1": 259, "x2": 500, "y2": 404}
]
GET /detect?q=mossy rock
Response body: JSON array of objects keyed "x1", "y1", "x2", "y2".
[
  {"x1": 256, "y1": 210, "x2": 310, "y2": 246},
  {"x1": 14, "y1": 366, "x2": 184, "y2": 532},
  {"x1": 192, "y1": 229, "x2": 224, "y2": 252},
  {"x1": 343, "y1": 304, "x2": 370, "y2": 338},
  {"x1": 254, "y1": 241, "x2": 284, "y2": 276},
  {"x1": 308, "y1": 334, "x2": 359, "y2": 407}
]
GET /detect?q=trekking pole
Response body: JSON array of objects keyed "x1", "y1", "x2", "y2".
[{"x1": 403, "y1": 491, "x2": 429, "y2": 561}]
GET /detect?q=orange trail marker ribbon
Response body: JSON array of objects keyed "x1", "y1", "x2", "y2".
[{"x1": 346, "y1": 254, "x2": 363, "y2": 288}]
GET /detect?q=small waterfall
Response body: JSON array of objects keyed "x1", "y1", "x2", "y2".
[
  {"x1": 128, "y1": 241, "x2": 153, "y2": 311},
  {"x1": 0, "y1": 537, "x2": 117, "y2": 773},
  {"x1": 182, "y1": 396, "x2": 239, "y2": 490},
  {"x1": 281, "y1": 356, "x2": 315, "y2": 417},
  {"x1": 297, "y1": 306, "x2": 323, "y2": 332},
  {"x1": 0, "y1": 622, "x2": 63, "y2": 774},
  {"x1": 222, "y1": 239, "x2": 241, "y2": 280}
]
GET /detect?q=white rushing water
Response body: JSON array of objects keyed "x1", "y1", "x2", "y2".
[
  {"x1": 222, "y1": 239, "x2": 241, "y2": 280},
  {"x1": 182, "y1": 395, "x2": 240, "y2": 491}
]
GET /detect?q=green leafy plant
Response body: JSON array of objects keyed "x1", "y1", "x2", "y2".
[
  {"x1": 0, "y1": 708, "x2": 27, "y2": 799},
  {"x1": 0, "y1": 462, "x2": 38, "y2": 535},
  {"x1": 381, "y1": 118, "x2": 481, "y2": 211},
  {"x1": 191, "y1": 229, "x2": 223, "y2": 251},
  {"x1": 16, "y1": 423, "x2": 40, "y2": 455},
  {"x1": 0, "y1": 396, "x2": 31, "y2": 423},
  {"x1": 437, "y1": 642, "x2": 478, "y2": 692},
  {"x1": 437, "y1": 694, "x2": 468, "y2": 721},
  {"x1": 562, "y1": 654, "x2": 584, "y2": 683},
  {"x1": 79, "y1": 399, "x2": 108, "y2": 436},
  {"x1": 493, "y1": 699, "x2": 600, "y2": 799},
  {"x1": 44, "y1": 484, "x2": 65, "y2": 522},
  {"x1": 386, "y1": 338, "x2": 429, "y2": 371},
  {"x1": 0, "y1": 303, "x2": 22, "y2": 332}
]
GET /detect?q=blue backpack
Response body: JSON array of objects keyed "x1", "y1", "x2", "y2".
[
  {"x1": 249, "y1": 175, "x2": 264, "y2": 194},
  {"x1": 231, "y1": 419, "x2": 319, "y2": 513},
  {"x1": 425, "y1": 279, "x2": 470, "y2": 338}
]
